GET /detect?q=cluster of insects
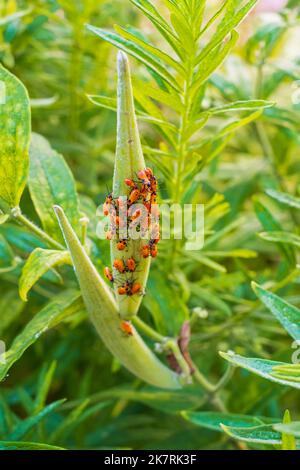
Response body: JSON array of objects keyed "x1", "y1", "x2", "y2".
[{"x1": 102, "y1": 168, "x2": 161, "y2": 335}]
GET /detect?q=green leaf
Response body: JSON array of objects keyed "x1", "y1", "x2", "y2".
[
  {"x1": 0, "y1": 290, "x2": 83, "y2": 381},
  {"x1": 0, "y1": 289, "x2": 24, "y2": 335},
  {"x1": 0, "y1": 65, "x2": 30, "y2": 211},
  {"x1": 274, "y1": 421, "x2": 300, "y2": 439},
  {"x1": 133, "y1": 78, "x2": 184, "y2": 113},
  {"x1": 281, "y1": 410, "x2": 297, "y2": 450},
  {"x1": 0, "y1": 9, "x2": 31, "y2": 26},
  {"x1": 87, "y1": 94, "x2": 176, "y2": 132},
  {"x1": 208, "y1": 100, "x2": 274, "y2": 115},
  {"x1": 114, "y1": 24, "x2": 183, "y2": 73},
  {"x1": 0, "y1": 441, "x2": 65, "y2": 450},
  {"x1": 19, "y1": 248, "x2": 71, "y2": 301},
  {"x1": 220, "y1": 351, "x2": 300, "y2": 389},
  {"x1": 33, "y1": 361, "x2": 57, "y2": 414},
  {"x1": 192, "y1": 31, "x2": 239, "y2": 94},
  {"x1": 0, "y1": 234, "x2": 16, "y2": 271},
  {"x1": 0, "y1": 214, "x2": 9, "y2": 225},
  {"x1": 218, "y1": 109, "x2": 263, "y2": 137},
  {"x1": 144, "y1": 275, "x2": 189, "y2": 336},
  {"x1": 7, "y1": 399, "x2": 66, "y2": 441},
  {"x1": 221, "y1": 423, "x2": 282, "y2": 445},
  {"x1": 196, "y1": 0, "x2": 258, "y2": 66},
  {"x1": 86, "y1": 25, "x2": 180, "y2": 91},
  {"x1": 266, "y1": 189, "x2": 300, "y2": 210},
  {"x1": 252, "y1": 282, "x2": 300, "y2": 341},
  {"x1": 29, "y1": 133, "x2": 81, "y2": 244},
  {"x1": 182, "y1": 411, "x2": 278, "y2": 432},
  {"x1": 129, "y1": 0, "x2": 182, "y2": 58},
  {"x1": 259, "y1": 231, "x2": 300, "y2": 249},
  {"x1": 254, "y1": 199, "x2": 295, "y2": 265}
]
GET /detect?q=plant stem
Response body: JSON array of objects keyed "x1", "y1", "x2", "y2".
[
  {"x1": 13, "y1": 210, "x2": 64, "y2": 250},
  {"x1": 133, "y1": 316, "x2": 167, "y2": 343}
]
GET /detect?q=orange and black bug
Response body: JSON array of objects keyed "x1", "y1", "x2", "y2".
[
  {"x1": 131, "y1": 282, "x2": 141, "y2": 295},
  {"x1": 128, "y1": 188, "x2": 140, "y2": 205},
  {"x1": 117, "y1": 280, "x2": 132, "y2": 296},
  {"x1": 150, "y1": 192, "x2": 157, "y2": 205},
  {"x1": 145, "y1": 167, "x2": 153, "y2": 178},
  {"x1": 149, "y1": 240, "x2": 158, "y2": 258},
  {"x1": 104, "y1": 267, "x2": 114, "y2": 283},
  {"x1": 117, "y1": 239, "x2": 127, "y2": 251},
  {"x1": 141, "y1": 244, "x2": 150, "y2": 258},
  {"x1": 120, "y1": 320, "x2": 133, "y2": 336},
  {"x1": 130, "y1": 208, "x2": 141, "y2": 221},
  {"x1": 103, "y1": 193, "x2": 115, "y2": 216},
  {"x1": 125, "y1": 178, "x2": 137, "y2": 189},
  {"x1": 137, "y1": 169, "x2": 150, "y2": 183},
  {"x1": 114, "y1": 259, "x2": 126, "y2": 273},
  {"x1": 143, "y1": 201, "x2": 151, "y2": 212},
  {"x1": 150, "y1": 177, "x2": 158, "y2": 192},
  {"x1": 140, "y1": 185, "x2": 150, "y2": 201},
  {"x1": 126, "y1": 258, "x2": 136, "y2": 272}
]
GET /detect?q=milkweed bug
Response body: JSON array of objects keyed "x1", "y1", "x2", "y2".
[
  {"x1": 141, "y1": 244, "x2": 150, "y2": 258},
  {"x1": 126, "y1": 258, "x2": 136, "y2": 272},
  {"x1": 125, "y1": 178, "x2": 137, "y2": 189},
  {"x1": 120, "y1": 320, "x2": 133, "y2": 336},
  {"x1": 117, "y1": 239, "x2": 127, "y2": 251},
  {"x1": 137, "y1": 169, "x2": 149, "y2": 182},
  {"x1": 104, "y1": 267, "x2": 114, "y2": 283},
  {"x1": 150, "y1": 242, "x2": 158, "y2": 258},
  {"x1": 113, "y1": 259, "x2": 126, "y2": 273},
  {"x1": 150, "y1": 192, "x2": 157, "y2": 204},
  {"x1": 117, "y1": 280, "x2": 131, "y2": 296},
  {"x1": 128, "y1": 188, "x2": 140, "y2": 205},
  {"x1": 145, "y1": 167, "x2": 153, "y2": 178},
  {"x1": 131, "y1": 282, "x2": 141, "y2": 295}
]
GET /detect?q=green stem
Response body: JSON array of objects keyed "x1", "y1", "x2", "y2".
[
  {"x1": 133, "y1": 317, "x2": 191, "y2": 382},
  {"x1": 13, "y1": 209, "x2": 64, "y2": 250},
  {"x1": 133, "y1": 316, "x2": 167, "y2": 343}
]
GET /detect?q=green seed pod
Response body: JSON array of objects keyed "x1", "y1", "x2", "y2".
[
  {"x1": 111, "y1": 51, "x2": 151, "y2": 319},
  {"x1": 54, "y1": 205, "x2": 181, "y2": 389}
]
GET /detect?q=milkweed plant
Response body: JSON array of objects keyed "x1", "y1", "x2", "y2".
[{"x1": 0, "y1": 0, "x2": 300, "y2": 451}]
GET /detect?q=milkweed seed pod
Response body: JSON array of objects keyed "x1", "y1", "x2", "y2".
[{"x1": 110, "y1": 51, "x2": 153, "y2": 320}]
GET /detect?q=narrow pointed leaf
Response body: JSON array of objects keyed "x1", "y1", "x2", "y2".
[
  {"x1": 221, "y1": 423, "x2": 282, "y2": 445},
  {"x1": 182, "y1": 411, "x2": 278, "y2": 432},
  {"x1": 86, "y1": 25, "x2": 179, "y2": 91},
  {"x1": 266, "y1": 189, "x2": 300, "y2": 210},
  {"x1": 220, "y1": 351, "x2": 300, "y2": 389},
  {"x1": 252, "y1": 283, "x2": 300, "y2": 341},
  {"x1": 0, "y1": 290, "x2": 83, "y2": 381},
  {"x1": 19, "y1": 248, "x2": 71, "y2": 301},
  {"x1": 281, "y1": 410, "x2": 297, "y2": 450}
]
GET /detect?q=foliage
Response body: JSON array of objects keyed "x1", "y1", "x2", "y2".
[{"x1": 0, "y1": 0, "x2": 300, "y2": 450}]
